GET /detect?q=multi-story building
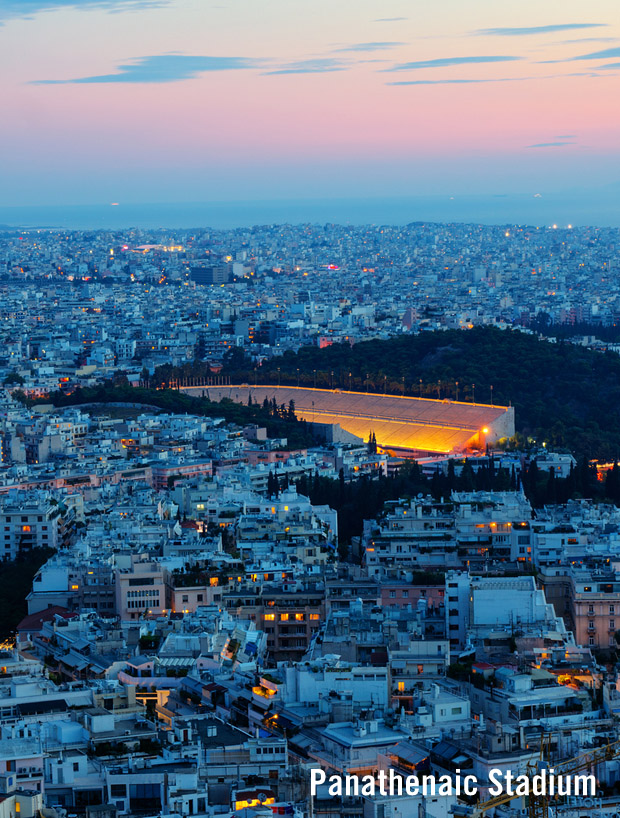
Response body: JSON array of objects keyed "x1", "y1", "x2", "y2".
[
  {"x1": 363, "y1": 498, "x2": 458, "y2": 574},
  {"x1": 115, "y1": 557, "x2": 173, "y2": 621},
  {"x1": 445, "y1": 572, "x2": 566, "y2": 651},
  {"x1": 569, "y1": 568, "x2": 620, "y2": 650},
  {"x1": 0, "y1": 492, "x2": 76, "y2": 560}
]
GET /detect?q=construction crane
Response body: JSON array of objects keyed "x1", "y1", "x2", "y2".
[{"x1": 453, "y1": 736, "x2": 620, "y2": 818}]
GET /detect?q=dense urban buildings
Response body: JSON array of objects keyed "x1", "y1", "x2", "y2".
[{"x1": 1, "y1": 222, "x2": 620, "y2": 818}]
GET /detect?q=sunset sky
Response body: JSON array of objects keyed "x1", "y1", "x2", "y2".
[{"x1": 1, "y1": 0, "x2": 619, "y2": 206}]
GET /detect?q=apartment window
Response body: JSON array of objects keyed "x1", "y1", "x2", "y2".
[
  {"x1": 588, "y1": 605, "x2": 595, "y2": 614},
  {"x1": 611, "y1": 620, "x2": 615, "y2": 630},
  {"x1": 589, "y1": 637, "x2": 595, "y2": 646},
  {"x1": 611, "y1": 605, "x2": 616, "y2": 614},
  {"x1": 389, "y1": 591, "x2": 396, "y2": 599},
  {"x1": 280, "y1": 614, "x2": 289, "y2": 621},
  {"x1": 197, "y1": 594, "x2": 203, "y2": 602},
  {"x1": 182, "y1": 595, "x2": 189, "y2": 603},
  {"x1": 402, "y1": 590, "x2": 409, "y2": 598}
]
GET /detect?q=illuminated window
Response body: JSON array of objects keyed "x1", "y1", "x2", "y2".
[
  {"x1": 71, "y1": 585, "x2": 79, "y2": 590},
  {"x1": 280, "y1": 614, "x2": 289, "y2": 622},
  {"x1": 398, "y1": 681, "x2": 405, "y2": 692},
  {"x1": 310, "y1": 614, "x2": 320, "y2": 621},
  {"x1": 21, "y1": 525, "x2": 31, "y2": 532},
  {"x1": 265, "y1": 614, "x2": 275, "y2": 621},
  {"x1": 295, "y1": 613, "x2": 304, "y2": 621}
]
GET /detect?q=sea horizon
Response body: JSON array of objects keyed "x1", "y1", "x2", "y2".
[{"x1": 1, "y1": 190, "x2": 619, "y2": 232}]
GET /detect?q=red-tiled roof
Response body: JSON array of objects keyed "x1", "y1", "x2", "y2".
[{"x1": 16, "y1": 606, "x2": 78, "y2": 632}]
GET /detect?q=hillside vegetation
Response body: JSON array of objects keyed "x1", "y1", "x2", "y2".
[{"x1": 223, "y1": 327, "x2": 620, "y2": 461}]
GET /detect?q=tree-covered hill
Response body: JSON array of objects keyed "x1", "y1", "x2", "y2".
[{"x1": 222, "y1": 327, "x2": 620, "y2": 461}]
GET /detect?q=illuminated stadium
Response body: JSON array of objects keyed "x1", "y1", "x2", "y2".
[{"x1": 187, "y1": 385, "x2": 515, "y2": 457}]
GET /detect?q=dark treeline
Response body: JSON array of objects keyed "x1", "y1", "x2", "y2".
[
  {"x1": 283, "y1": 458, "x2": 606, "y2": 550},
  {"x1": 16, "y1": 380, "x2": 315, "y2": 450},
  {"x1": 211, "y1": 326, "x2": 620, "y2": 462},
  {"x1": 529, "y1": 313, "x2": 620, "y2": 343},
  {"x1": 0, "y1": 548, "x2": 54, "y2": 639}
]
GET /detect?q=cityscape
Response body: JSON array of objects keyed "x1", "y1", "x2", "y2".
[{"x1": 2, "y1": 2, "x2": 620, "y2": 818}]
